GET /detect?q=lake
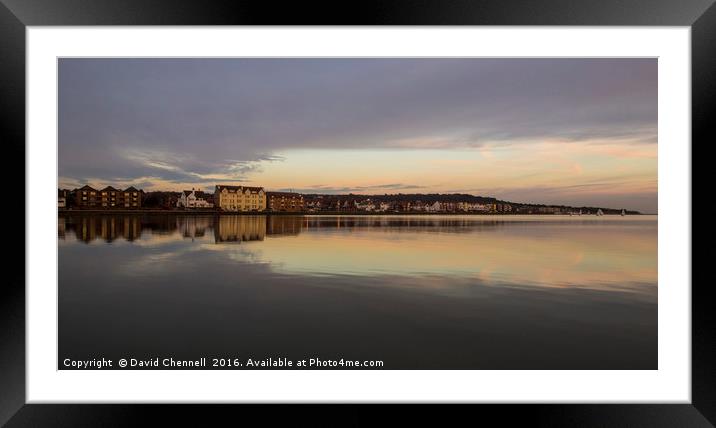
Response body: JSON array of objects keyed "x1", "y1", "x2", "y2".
[{"x1": 58, "y1": 214, "x2": 657, "y2": 369}]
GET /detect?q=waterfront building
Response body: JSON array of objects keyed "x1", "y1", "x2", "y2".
[
  {"x1": 426, "y1": 201, "x2": 442, "y2": 212},
  {"x1": 214, "y1": 185, "x2": 266, "y2": 212},
  {"x1": 536, "y1": 206, "x2": 561, "y2": 214},
  {"x1": 74, "y1": 185, "x2": 144, "y2": 209},
  {"x1": 75, "y1": 185, "x2": 99, "y2": 208},
  {"x1": 122, "y1": 186, "x2": 143, "y2": 208},
  {"x1": 305, "y1": 199, "x2": 322, "y2": 212},
  {"x1": 355, "y1": 200, "x2": 374, "y2": 211},
  {"x1": 266, "y1": 191, "x2": 304, "y2": 212},
  {"x1": 58, "y1": 189, "x2": 68, "y2": 209},
  {"x1": 99, "y1": 186, "x2": 120, "y2": 208},
  {"x1": 443, "y1": 202, "x2": 458, "y2": 212},
  {"x1": 177, "y1": 189, "x2": 214, "y2": 209},
  {"x1": 398, "y1": 201, "x2": 411, "y2": 212}
]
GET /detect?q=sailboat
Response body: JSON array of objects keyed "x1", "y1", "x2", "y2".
[
  {"x1": 596, "y1": 209, "x2": 604, "y2": 216},
  {"x1": 621, "y1": 209, "x2": 626, "y2": 216}
]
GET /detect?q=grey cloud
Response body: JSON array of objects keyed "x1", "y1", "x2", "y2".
[{"x1": 59, "y1": 58, "x2": 657, "y2": 186}]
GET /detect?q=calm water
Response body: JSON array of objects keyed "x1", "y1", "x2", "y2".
[{"x1": 59, "y1": 214, "x2": 657, "y2": 369}]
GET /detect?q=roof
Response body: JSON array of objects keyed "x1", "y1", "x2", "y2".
[
  {"x1": 180, "y1": 190, "x2": 209, "y2": 198},
  {"x1": 124, "y1": 186, "x2": 141, "y2": 192},
  {"x1": 216, "y1": 185, "x2": 242, "y2": 192},
  {"x1": 216, "y1": 185, "x2": 264, "y2": 193},
  {"x1": 100, "y1": 186, "x2": 120, "y2": 192},
  {"x1": 78, "y1": 185, "x2": 97, "y2": 191}
]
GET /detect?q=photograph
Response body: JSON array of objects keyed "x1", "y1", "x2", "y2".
[
  {"x1": 57, "y1": 57, "x2": 658, "y2": 371},
  {"x1": 1, "y1": 0, "x2": 710, "y2": 422}
]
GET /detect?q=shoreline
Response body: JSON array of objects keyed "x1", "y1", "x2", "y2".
[{"x1": 58, "y1": 209, "x2": 649, "y2": 216}]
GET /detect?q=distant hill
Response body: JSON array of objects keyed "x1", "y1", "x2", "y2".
[
  {"x1": 303, "y1": 193, "x2": 497, "y2": 204},
  {"x1": 302, "y1": 193, "x2": 641, "y2": 214}
]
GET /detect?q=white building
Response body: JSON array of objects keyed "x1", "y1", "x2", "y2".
[
  {"x1": 177, "y1": 189, "x2": 214, "y2": 209},
  {"x1": 356, "y1": 200, "x2": 374, "y2": 211},
  {"x1": 426, "y1": 201, "x2": 442, "y2": 212},
  {"x1": 475, "y1": 203, "x2": 492, "y2": 212}
]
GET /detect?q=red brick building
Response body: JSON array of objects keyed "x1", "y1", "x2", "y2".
[
  {"x1": 266, "y1": 191, "x2": 304, "y2": 212},
  {"x1": 75, "y1": 185, "x2": 144, "y2": 209}
]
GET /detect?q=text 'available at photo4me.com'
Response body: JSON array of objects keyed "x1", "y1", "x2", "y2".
[{"x1": 62, "y1": 356, "x2": 386, "y2": 369}]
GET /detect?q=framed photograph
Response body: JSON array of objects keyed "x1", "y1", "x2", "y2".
[{"x1": 3, "y1": 0, "x2": 713, "y2": 425}]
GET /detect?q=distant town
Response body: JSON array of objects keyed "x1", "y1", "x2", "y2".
[{"x1": 57, "y1": 184, "x2": 641, "y2": 215}]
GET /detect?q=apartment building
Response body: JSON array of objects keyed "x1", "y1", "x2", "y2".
[
  {"x1": 58, "y1": 189, "x2": 69, "y2": 209},
  {"x1": 266, "y1": 191, "x2": 304, "y2": 212},
  {"x1": 75, "y1": 185, "x2": 144, "y2": 209},
  {"x1": 214, "y1": 185, "x2": 266, "y2": 212}
]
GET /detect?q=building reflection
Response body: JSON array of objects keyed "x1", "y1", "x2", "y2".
[
  {"x1": 58, "y1": 217, "x2": 66, "y2": 240},
  {"x1": 178, "y1": 216, "x2": 211, "y2": 239},
  {"x1": 267, "y1": 216, "x2": 303, "y2": 236},
  {"x1": 214, "y1": 215, "x2": 266, "y2": 243},
  {"x1": 58, "y1": 213, "x2": 657, "y2": 295},
  {"x1": 63, "y1": 215, "x2": 143, "y2": 243},
  {"x1": 301, "y1": 216, "x2": 504, "y2": 232},
  {"x1": 59, "y1": 214, "x2": 510, "y2": 244}
]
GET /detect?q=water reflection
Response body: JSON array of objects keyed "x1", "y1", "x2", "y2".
[
  {"x1": 59, "y1": 214, "x2": 657, "y2": 293},
  {"x1": 61, "y1": 214, "x2": 514, "y2": 243},
  {"x1": 179, "y1": 216, "x2": 211, "y2": 239},
  {"x1": 215, "y1": 215, "x2": 266, "y2": 242},
  {"x1": 58, "y1": 214, "x2": 657, "y2": 369},
  {"x1": 60, "y1": 215, "x2": 142, "y2": 242}
]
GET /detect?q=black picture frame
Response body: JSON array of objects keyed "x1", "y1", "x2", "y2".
[{"x1": 1, "y1": 0, "x2": 713, "y2": 425}]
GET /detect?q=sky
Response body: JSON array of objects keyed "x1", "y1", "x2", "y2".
[{"x1": 58, "y1": 58, "x2": 657, "y2": 213}]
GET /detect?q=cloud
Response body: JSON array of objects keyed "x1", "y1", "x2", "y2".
[
  {"x1": 58, "y1": 58, "x2": 657, "y2": 198},
  {"x1": 58, "y1": 58, "x2": 658, "y2": 212}
]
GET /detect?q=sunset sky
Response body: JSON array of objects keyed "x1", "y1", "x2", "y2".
[{"x1": 58, "y1": 58, "x2": 657, "y2": 213}]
